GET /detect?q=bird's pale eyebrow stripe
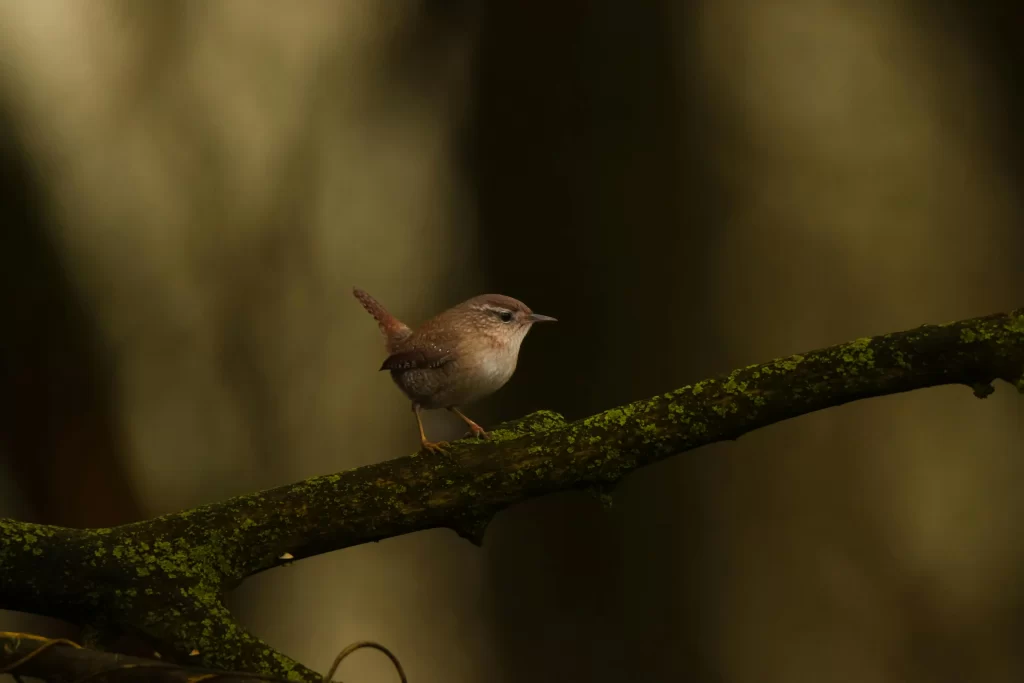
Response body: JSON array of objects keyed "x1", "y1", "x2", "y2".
[{"x1": 482, "y1": 305, "x2": 512, "y2": 314}]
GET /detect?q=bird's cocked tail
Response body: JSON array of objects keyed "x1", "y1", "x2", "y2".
[{"x1": 353, "y1": 287, "x2": 412, "y2": 345}]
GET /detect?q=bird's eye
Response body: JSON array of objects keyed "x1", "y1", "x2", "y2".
[{"x1": 498, "y1": 310, "x2": 514, "y2": 323}]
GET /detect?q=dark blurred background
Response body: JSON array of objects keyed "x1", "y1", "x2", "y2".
[{"x1": 1, "y1": 1, "x2": 1022, "y2": 681}]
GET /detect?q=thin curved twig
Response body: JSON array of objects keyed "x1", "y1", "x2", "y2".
[
  {"x1": 323, "y1": 641, "x2": 407, "y2": 683},
  {"x1": 0, "y1": 631, "x2": 82, "y2": 674}
]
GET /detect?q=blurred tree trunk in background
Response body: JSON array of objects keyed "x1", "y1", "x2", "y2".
[
  {"x1": 0, "y1": 1, "x2": 1022, "y2": 682},
  {"x1": 465, "y1": 2, "x2": 722, "y2": 679},
  {"x1": 0, "y1": 106, "x2": 141, "y2": 529}
]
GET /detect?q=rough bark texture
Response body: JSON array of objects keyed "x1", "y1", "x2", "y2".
[{"x1": 1, "y1": 309, "x2": 1021, "y2": 681}]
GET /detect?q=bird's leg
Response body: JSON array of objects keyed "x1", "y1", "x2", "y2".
[
  {"x1": 414, "y1": 404, "x2": 448, "y2": 453},
  {"x1": 448, "y1": 407, "x2": 489, "y2": 440}
]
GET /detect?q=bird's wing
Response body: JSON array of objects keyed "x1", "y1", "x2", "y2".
[{"x1": 379, "y1": 342, "x2": 453, "y2": 371}]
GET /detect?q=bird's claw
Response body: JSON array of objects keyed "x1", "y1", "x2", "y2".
[
  {"x1": 420, "y1": 440, "x2": 450, "y2": 454},
  {"x1": 467, "y1": 426, "x2": 489, "y2": 440}
]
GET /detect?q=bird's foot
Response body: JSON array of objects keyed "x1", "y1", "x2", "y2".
[
  {"x1": 420, "y1": 439, "x2": 450, "y2": 454},
  {"x1": 465, "y1": 423, "x2": 490, "y2": 440}
]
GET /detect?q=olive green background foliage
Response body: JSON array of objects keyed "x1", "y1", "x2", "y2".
[{"x1": 0, "y1": 1, "x2": 1022, "y2": 682}]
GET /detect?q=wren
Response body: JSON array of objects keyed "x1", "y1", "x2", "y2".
[{"x1": 353, "y1": 287, "x2": 556, "y2": 452}]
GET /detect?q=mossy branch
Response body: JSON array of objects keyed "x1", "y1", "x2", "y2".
[{"x1": 1, "y1": 309, "x2": 1021, "y2": 681}]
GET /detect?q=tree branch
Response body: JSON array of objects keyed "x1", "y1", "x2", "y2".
[
  {"x1": 0, "y1": 631, "x2": 287, "y2": 682},
  {"x1": 1, "y1": 308, "x2": 1021, "y2": 680}
]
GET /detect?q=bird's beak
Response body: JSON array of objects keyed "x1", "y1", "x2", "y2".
[{"x1": 529, "y1": 313, "x2": 557, "y2": 323}]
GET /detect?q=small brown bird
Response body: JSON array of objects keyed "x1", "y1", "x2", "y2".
[{"x1": 353, "y1": 287, "x2": 556, "y2": 452}]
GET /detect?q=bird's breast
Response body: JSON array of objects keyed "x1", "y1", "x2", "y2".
[{"x1": 454, "y1": 347, "x2": 517, "y2": 404}]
